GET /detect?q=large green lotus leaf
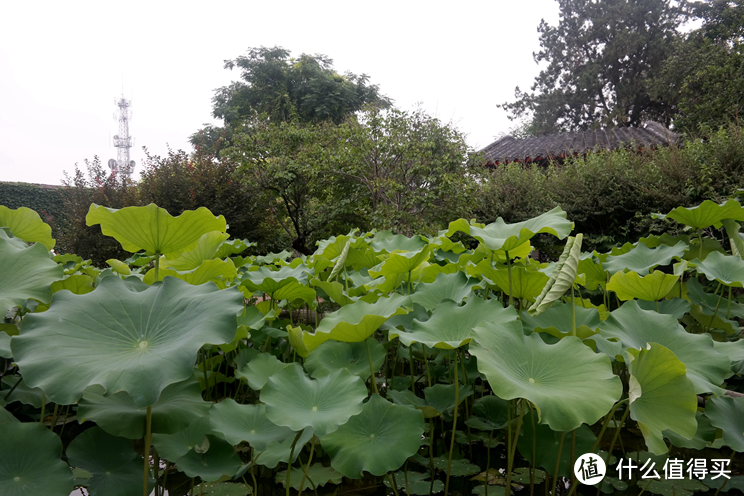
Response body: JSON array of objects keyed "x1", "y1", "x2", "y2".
[
  {"x1": 654, "y1": 199, "x2": 744, "y2": 229},
  {"x1": 51, "y1": 274, "x2": 95, "y2": 295},
  {"x1": 304, "y1": 338, "x2": 385, "y2": 380},
  {"x1": 235, "y1": 352, "x2": 290, "y2": 391},
  {"x1": 393, "y1": 298, "x2": 507, "y2": 349},
  {"x1": 175, "y1": 435, "x2": 242, "y2": 482},
  {"x1": 209, "y1": 400, "x2": 294, "y2": 450},
  {"x1": 86, "y1": 203, "x2": 227, "y2": 258},
  {"x1": 0, "y1": 230, "x2": 62, "y2": 313},
  {"x1": 595, "y1": 302, "x2": 729, "y2": 394},
  {"x1": 0, "y1": 422, "x2": 73, "y2": 496},
  {"x1": 0, "y1": 206, "x2": 55, "y2": 249},
  {"x1": 410, "y1": 271, "x2": 476, "y2": 311},
  {"x1": 255, "y1": 427, "x2": 313, "y2": 469},
  {"x1": 12, "y1": 276, "x2": 244, "y2": 406},
  {"x1": 686, "y1": 278, "x2": 744, "y2": 319},
  {"x1": 0, "y1": 376, "x2": 44, "y2": 408},
  {"x1": 471, "y1": 319, "x2": 621, "y2": 431},
  {"x1": 691, "y1": 251, "x2": 744, "y2": 287},
  {"x1": 529, "y1": 234, "x2": 583, "y2": 315},
  {"x1": 77, "y1": 376, "x2": 211, "y2": 439},
  {"x1": 320, "y1": 394, "x2": 425, "y2": 478},
  {"x1": 215, "y1": 238, "x2": 255, "y2": 259},
  {"x1": 194, "y1": 481, "x2": 253, "y2": 496},
  {"x1": 517, "y1": 412, "x2": 596, "y2": 478},
  {"x1": 312, "y1": 279, "x2": 357, "y2": 306},
  {"x1": 577, "y1": 255, "x2": 607, "y2": 290},
  {"x1": 636, "y1": 298, "x2": 691, "y2": 320},
  {"x1": 66, "y1": 426, "x2": 149, "y2": 496},
  {"x1": 275, "y1": 463, "x2": 343, "y2": 491},
  {"x1": 385, "y1": 470, "x2": 444, "y2": 496},
  {"x1": 369, "y1": 245, "x2": 434, "y2": 279},
  {"x1": 445, "y1": 207, "x2": 573, "y2": 252},
  {"x1": 469, "y1": 260, "x2": 549, "y2": 300},
  {"x1": 151, "y1": 417, "x2": 213, "y2": 462},
  {"x1": 423, "y1": 383, "x2": 474, "y2": 415},
  {"x1": 521, "y1": 302, "x2": 600, "y2": 339},
  {"x1": 386, "y1": 389, "x2": 440, "y2": 418},
  {"x1": 0, "y1": 327, "x2": 13, "y2": 359},
  {"x1": 143, "y1": 258, "x2": 237, "y2": 288},
  {"x1": 0, "y1": 405, "x2": 17, "y2": 425},
  {"x1": 627, "y1": 344, "x2": 698, "y2": 455},
  {"x1": 240, "y1": 265, "x2": 314, "y2": 303},
  {"x1": 371, "y1": 231, "x2": 428, "y2": 253},
  {"x1": 160, "y1": 231, "x2": 230, "y2": 271},
  {"x1": 603, "y1": 242, "x2": 686, "y2": 276},
  {"x1": 261, "y1": 364, "x2": 367, "y2": 437},
  {"x1": 664, "y1": 411, "x2": 716, "y2": 450},
  {"x1": 713, "y1": 339, "x2": 744, "y2": 367},
  {"x1": 606, "y1": 270, "x2": 679, "y2": 301},
  {"x1": 705, "y1": 396, "x2": 744, "y2": 452},
  {"x1": 465, "y1": 395, "x2": 510, "y2": 431},
  {"x1": 292, "y1": 294, "x2": 411, "y2": 356},
  {"x1": 635, "y1": 478, "x2": 708, "y2": 496}
]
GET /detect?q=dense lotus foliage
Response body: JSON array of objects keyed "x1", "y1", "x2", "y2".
[{"x1": 0, "y1": 201, "x2": 743, "y2": 496}]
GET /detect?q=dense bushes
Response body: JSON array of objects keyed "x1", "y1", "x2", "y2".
[{"x1": 476, "y1": 124, "x2": 744, "y2": 252}]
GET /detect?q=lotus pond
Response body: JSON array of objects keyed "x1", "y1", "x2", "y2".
[{"x1": 1, "y1": 200, "x2": 743, "y2": 496}]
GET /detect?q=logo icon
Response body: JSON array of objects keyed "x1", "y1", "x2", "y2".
[{"x1": 574, "y1": 453, "x2": 606, "y2": 485}]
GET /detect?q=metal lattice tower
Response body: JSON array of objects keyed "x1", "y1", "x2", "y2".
[{"x1": 108, "y1": 96, "x2": 135, "y2": 179}]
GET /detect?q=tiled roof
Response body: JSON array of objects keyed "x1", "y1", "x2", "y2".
[{"x1": 480, "y1": 121, "x2": 679, "y2": 165}]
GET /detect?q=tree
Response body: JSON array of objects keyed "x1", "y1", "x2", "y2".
[
  {"x1": 191, "y1": 46, "x2": 390, "y2": 150},
  {"x1": 650, "y1": 0, "x2": 744, "y2": 130},
  {"x1": 332, "y1": 107, "x2": 476, "y2": 235},
  {"x1": 500, "y1": 0, "x2": 686, "y2": 134}
]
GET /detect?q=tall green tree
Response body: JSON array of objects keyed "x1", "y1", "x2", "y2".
[
  {"x1": 500, "y1": 0, "x2": 686, "y2": 134},
  {"x1": 191, "y1": 46, "x2": 390, "y2": 150}
]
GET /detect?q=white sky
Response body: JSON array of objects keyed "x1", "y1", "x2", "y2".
[{"x1": 0, "y1": 0, "x2": 559, "y2": 185}]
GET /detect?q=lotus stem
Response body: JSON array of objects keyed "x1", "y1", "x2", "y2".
[
  {"x1": 713, "y1": 450, "x2": 737, "y2": 496},
  {"x1": 570, "y1": 285, "x2": 576, "y2": 337},
  {"x1": 485, "y1": 429, "x2": 492, "y2": 496},
  {"x1": 568, "y1": 430, "x2": 577, "y2": 491},
  {"x1": 286, "y1": 430, "x2": 304, "y2": 496},
  {"x1": 49, "y1": 403, "x2": 59, "y2": 431},
  {"x1": 444, "y1": 350, "x2": 459, "y2": 496},
  {"x1": 154, "y1": 255, "x2": 160, "y2": 281},
  {"x1": 250, "y1": 448, "x2": 258, "y2": 496},
  {"x1": 3, "y1": 375, "x2": 21, "y2": 402},
  {"x1": 429, "y1": 419, "x2": 436, "y2": 495},
  {"x1": 530, "y1": 404, "x2": 537, "y2": 496},
  {"x1": 506, "y1": 250, "x2": 514, "y2": 307},
  {"x1": 365, "y1": 339, "x2": 379, "y2": 394},
  {"x1": 727, "y1": 286, "x2": 732, "y2": 319},
  {"x1": 589, "y1": 400, "x2": 627, "y2": 454},
  {"x1": 403, "y1": 460, "x2": 410, "y2": 496},
  {"x1": 386, "y1": 473, "x2": 400, "y2": 496},
  {"x1": 409, "y1": 346, "x2": 415, "y2": 391},
  {"x1": 59, "y1": 405, "x2": 70, "y2": 438},
  {"x1": 143, "y1": 406, "x2": 153, "y2": 496},
  {"x1": 551, "y1": 431, "x2": 566, "y2": 496},
  {"x1": 39, "y1": 392, "x2": 46, "y2": 424},
  {"x1": 507, "y1": 400, "x2": 526, "y2": 495},
  {"x1": 707, "y1": 285, "x2": 725, "y2": 333},
  {"x1": 598, "y1": 406, "x2": 630, "y2": 496},
  {"x1": 298, "y1": 437, "x2": 315, "y2": 496}
]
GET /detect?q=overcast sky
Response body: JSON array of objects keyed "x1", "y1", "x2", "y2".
[{"x1": 0, "y1": 1, "x2": 560, "y2": 185}]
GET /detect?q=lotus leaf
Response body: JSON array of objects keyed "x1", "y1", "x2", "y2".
[
  {"x1": 105, "y1": 259, "x2": 130, "y2": 275},
  {"x1": 603, "y1": 242, "x2": 686, "y2": 276},
  {"x1": 595, "y1": 301, "x2": 729, "y2": 394},
  {"x1": 516, "y1": 414, "x2": 596, "y2": 478},
  {"x1": 0, "y1": 422, "x2": 73, "y2": 496},
  {"x1": 0, "y1": 230, "x2": 62, "y2": 314},
  {"x1": 385, "y1": 470, "x2": 444, "y2": 495},
  {"x1": 160, "y1": 231, "x2": 230, "y2": 271},
  {"x1": 606, "y1": 270, "x2": 679, "y2": 301},
  {"x1": 686, "y1": 278, "x2": 744, "y2": 319},
  {"x1": 521, "y1": 302, "x2": 600, "y2": 339},
  {"x1": 209, "y1": 400, "x2": 294, "y2": 450},
  {"x1": 470, "y1": 261, "x2": 549, "y2": 300},
  {"x1": 722, "y1": 218, "x2": 744, "y2": 259},
  {"x1": 410, "y1": 271, "x2": 476, "y2": 310},
  {"x1": 0, "y1": 205, "x2": 55, "y2": 249},
  {"x1": 261, "y1": 364, "x2": 367, "y2": 437},
  {"x1": 311, "y1": 279, "x2": 358, "y2": 306},
  {"x1": 0, "y1": 327, "x2": 12, "y2": 359},
  {"x1": 691, "y1": 251, "x2": 744, "y2": 287},
  {"x1": 471, "y1": 319, "x2": 622, "y2": 431},
  {"x1": 627, "y1": 344, "x2": 698, "y2": 455},
  {"x1": 235, "y1": 352, "x2": 290, "y2": 391},
  {"x1": 151, "y1": 417, "x2": 213, "y2": 462},
  {"x1": 391, "y1": 297, "x2": 505, "y2": 349},
  {"x1": 304, "y1": 338, "x2": 385, "y2": 380},
  {"x1": 0, "y1": 376, "x2": 44, "y2": 408},
  {"x1": 172, "y1": 435, "x2": 242, "y2": 482},
  {"x1": 369, "y1": 245, "x2": 434, "y2": 280},
  {"x1": 143, "y1": 258, "x2": 238, "y2": 287},
  {"x1": 328, "y1": 237, "x2": 352, "y2": 279},
  {"x1": 66, "y1": 426, "x2": 148, "y2": 496},
  {"x1": 77, "y1": 376, "x2": 211, "y2": 439},
  {"x1": 50, "y1": 274, "x2": 95, "y2": 295},
  {"x1": 386, "y1": 389, "x2": 440, "y2": 418},
  {"x1": 577, "y1": 255, "x2": 606, "y2": 290},
  {"x1": 275, "y1": 463, "x2": 343, "y2": 490},
  {"x1": 446, "y1": 207, "x2": 573, "y2": 253},
  {"x1": 528, "y1": 234, "x2": 582, "y2": 315},
  {"x1": 240, "y1": 264, "x2": 315, "y2": 304},
  {"x1": 0, "y1": 405, "x2": 17, "y2": 425},
  {"x1": 430, "y1": 456, "x2": 481, "y2": 476},
  {"x1": 664, "y1": 412, "x2": 716, "y2": 449},
  {"x1": 654, "y1": 199, "x2": 744, "y2": 229},
  {"x1": 195, "y1": 481, "x2": 254, "y2": 496},
  {"x1": 465, "y1": 396, "x2": 510, "y2": 430},
  {"x1": 704, "y1": 396, "x2": 744, "y2": 452},
  {"x1": 320, "y1": 394, "x2": 424, "y2": 478},
  {"x1": 635, "y1": 478, "x2": 708, "y2": 496},
  {"x1": 371, "y1": 231, "x2": 428, "y2": 253},
  {"x1": 636, "y1": 298, "x2": 691, "y2": 320},
  {"x1": 86, "y1": 203, "x2": 227, "y2": 258},
  {"x1": 291, "y1": 294, "x2": 410, "y2": 356},
  {"x1": 424, "y1": 383, "x2": 474, "y2": 415},
  {"x1": 255, "y1": 428, "x2": 313, "y2": 469},
  {"x1": 12, "y1": 276, "x2": 244, "y2": 406}
]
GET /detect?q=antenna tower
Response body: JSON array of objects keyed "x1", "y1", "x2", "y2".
[{"x1": 109, "y1": 95, "x2": 135, "y2": 180}]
